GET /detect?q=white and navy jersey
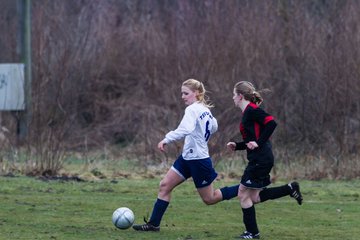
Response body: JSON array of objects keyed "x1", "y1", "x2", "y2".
[{"x1": 163, "y1": 101, "x2": 218, "y2": 160}]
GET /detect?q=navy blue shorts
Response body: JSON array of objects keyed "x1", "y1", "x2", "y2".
[
  {"x1": 171, "y1": 155, "x2": 218, "y2": 188},
  {"x1": 240, "y1": 162, "x2": 273, "y2": 189}
]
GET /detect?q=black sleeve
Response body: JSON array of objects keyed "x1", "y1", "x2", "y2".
[
  {"x1": 235, "y1": 141, "x2": 247, "y2": 150},
  {"x1": 256, "y1": 120, "x2": 277, "y2": 147}
]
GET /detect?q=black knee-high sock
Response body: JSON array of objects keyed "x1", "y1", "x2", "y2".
[
  {"x1": 259, "y1": 184, "x2": 291, "y2": 202},
  {"x1": 149, "y1": 198, "x2": 169, "y2": 227},
  {"x1": 220, "y1": 184, "x2": 239, "y2": 200},
  {"x1": 242, "y1": 205, "x2": 259, "y2": 235}
]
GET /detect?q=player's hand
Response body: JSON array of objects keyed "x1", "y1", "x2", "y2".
[
  {"x1": 246, "y1": 141, "x2": 258, "y2": 150},
  {"x1": 226, "y1": 142, "x2": 236, "y2": 151},
  {"x1": 157, "y1": 140, "x2": 167, "y2": 152}
]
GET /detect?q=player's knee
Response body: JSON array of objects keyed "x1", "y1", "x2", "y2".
[
  {"x1": 239, "y1": 198, "x2": 252, "y2": 208},
  {"x1": 251, "y1": 195, "x2": 261, "y2": 204},
  {"x1": 238, "y1": 192, "x2": 250, "y2": 205},
  {"x1": 159, "y1": 179, "x2": 170, "y2": 193},
  {"x1": 201, "y1": 196, "x2": 216, "y2": 205},
  {"x1": 238, "y1": 189, "x2": 246, "y2": 200}
]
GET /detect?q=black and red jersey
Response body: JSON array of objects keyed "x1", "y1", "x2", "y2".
[{"x1": 235, "y1": 102, "x2": 277, "y2": 163}]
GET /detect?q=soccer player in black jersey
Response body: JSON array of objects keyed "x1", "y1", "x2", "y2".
[{"x1": 227, "y1": 81, "x2": 303, "y2": 239}]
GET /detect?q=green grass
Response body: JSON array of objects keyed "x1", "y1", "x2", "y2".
[{"x1": 0, "y1": 176, "x2": 359, "y2": 240}]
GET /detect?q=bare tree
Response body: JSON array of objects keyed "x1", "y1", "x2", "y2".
[{"x1": 0, "y1": 0, "x2": 359, "y2": 178}]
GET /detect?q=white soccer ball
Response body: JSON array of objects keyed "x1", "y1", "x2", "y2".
[{"x1": 112, "y1": 207, "x2": 135, "y2": 229}]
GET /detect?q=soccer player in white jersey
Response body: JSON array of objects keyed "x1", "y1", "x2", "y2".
[{"x1": 133, "y1": 79, "x2": 239, "y2": 232}]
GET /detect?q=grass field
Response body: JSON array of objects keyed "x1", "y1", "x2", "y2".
[{"x1": 0, "y1": 176, "x2": 359, "y2": 240}]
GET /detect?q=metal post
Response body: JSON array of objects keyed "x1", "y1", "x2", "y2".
[{"x1": 18, "y1": 0, "x2": 31, "y2": 140}]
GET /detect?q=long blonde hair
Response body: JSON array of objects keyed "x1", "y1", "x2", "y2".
[{"x1": 182, "y1": 79, "x2": 213, "y2": 108}]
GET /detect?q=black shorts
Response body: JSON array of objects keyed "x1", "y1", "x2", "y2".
[
  {"x1": 172, "y1": 155, "x2": 218, "y2": 188},
  {"x1": 240, "y1": 162, "x2": 273, "y2": 189}
]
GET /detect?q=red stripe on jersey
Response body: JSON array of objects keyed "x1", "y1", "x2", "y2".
[
  {"x1": 248, "y1": 102, "x2": 258, "y2": 109},
  {"x1": 264, "y1": 116, "x2": 274, "y2": 125}
]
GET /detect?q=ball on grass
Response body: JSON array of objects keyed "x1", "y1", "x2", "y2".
[{"x1": 112, "y1": 207, "x2": 135, "y2": 229}]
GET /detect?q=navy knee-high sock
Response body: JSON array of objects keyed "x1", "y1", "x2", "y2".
[
  {"x1": 242, "y1": 205, "x2": 259, "y2": 235},
  {"x1": 259, "y1": 184, "x2": 291, "y2": 202},
  {"x1": 220, "y1": 184, "x2": 239, "y2": 200},
  {"x1": 149, "y1": 198, "x2": 169, "y2": 227}
]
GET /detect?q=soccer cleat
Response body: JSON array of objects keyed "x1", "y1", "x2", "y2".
[
  {"x1": 132, "y1": 217, "x2": 160, "y2": 232},
  {"x1": 236, "y1": 231, "x2": 260, "y2": 239},
  {"x1": 289, "y1": 182, "x2": 303, "y2": 205}
]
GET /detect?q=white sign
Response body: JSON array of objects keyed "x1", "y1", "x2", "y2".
[{"x1": 0, "y1": 64, "x2": 25, "y2": 110}]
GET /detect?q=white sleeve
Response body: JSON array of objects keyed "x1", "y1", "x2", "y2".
[
  {"x1": 211, "y1": 116, "x2": 218, "y2": 134},
  {"x1": 163, "y1": 107, "x2": 196, "y2": 144}
]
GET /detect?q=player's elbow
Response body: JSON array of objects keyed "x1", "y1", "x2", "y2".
[{"x1": 269, "y1": 119, "x2": 277, "y2": 129}]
